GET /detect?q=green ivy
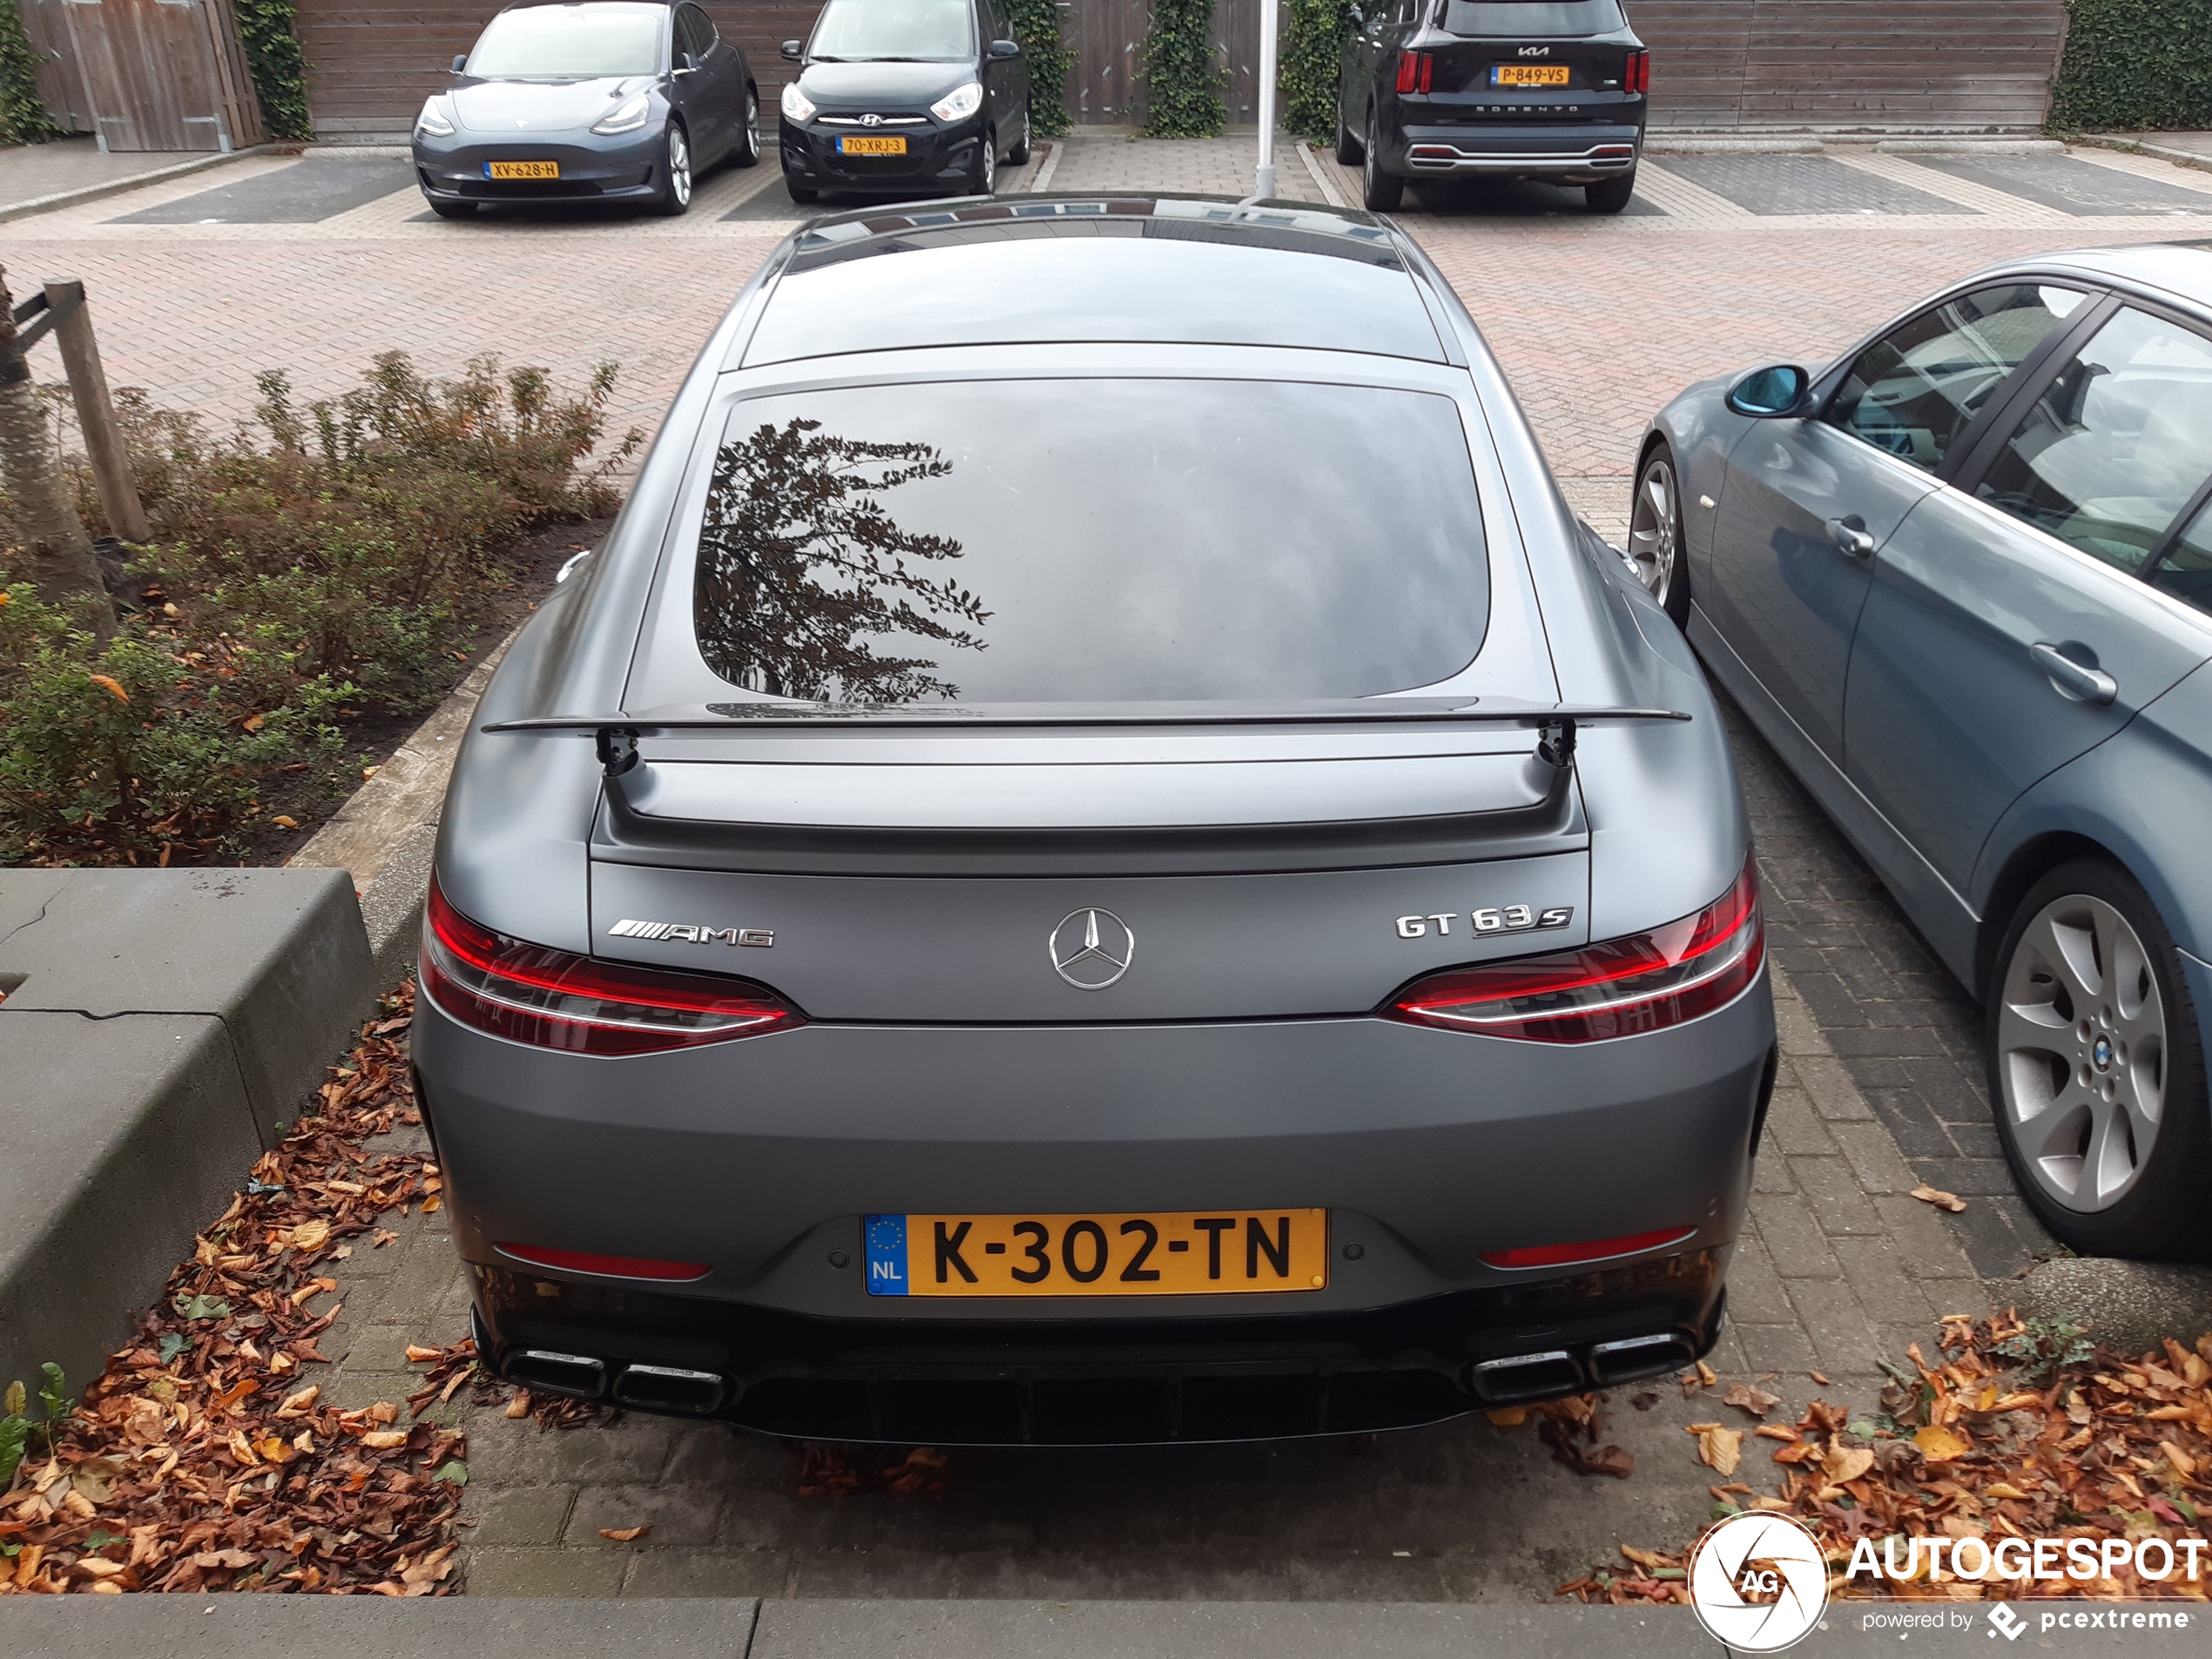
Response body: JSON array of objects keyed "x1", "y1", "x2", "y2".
[
  {"x1": 1143, "y1": 0, "x2": 1224, "y2": 138},
  {"x1": 233, "y1": 0, "x2": 314, "y2": 143},
  {"x1": 2049, "y1": 0, "x2": 2212, "y2": 132},
  {"x1": 1280, "y1": 0, "x2": 1358, "y2": 141},
  {"x1": 1001, "y1": 0, "x2": 1073, "y2": 139},
  {"x1": 0, "y1": 0, "x2": 62, "y2": 145}
]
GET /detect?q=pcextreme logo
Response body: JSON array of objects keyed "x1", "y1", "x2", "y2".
[{"x1": 1687, "y1": 1510, "x2": 1829, "y2": 1652}]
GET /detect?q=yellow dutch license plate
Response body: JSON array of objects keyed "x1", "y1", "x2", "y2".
[
  {"x1": 1493, "y1": 64, "x2": 1571, "y2": 86},
  {"x1": 865, "y1": 1210, "x2": 1329, "y2": 1298},
  {"x1": 839, "y1": 134, "x2": 908, "y2": 155},
  {"x1": 486, "y1": 160, "x2": 560, "y2": 180}
]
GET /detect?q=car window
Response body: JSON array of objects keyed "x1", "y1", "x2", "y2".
[
  {"x1": 2152, "y1": 496, "x2": 2212, "y2": 618},
  {"x1": 1824, "y1": 283, "x2": 2088, "y2": 474},
  {"x1": 680, "y1": 5, "x2": 716, "y2": 54},
  {"x1": 466, "y1": 1, "x2": 664, "y2": 78},
  {"x1": 1441, "y1": 1, "x2": 1626, "y2": 36},
  {"x1": 809, "y1": 0, "x2": 974, "y2": 62},
  {"x1": 1973, "y1": 307, "x2": 2212, "y2": 576},
  {"x1": 689, "y1": 379, "x2": 1490, "y2": 704}
]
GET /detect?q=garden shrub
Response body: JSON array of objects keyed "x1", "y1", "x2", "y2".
[
  {"x1": 0, "y1": 353, "x2": 640, "y2": 866},
  {"x1": 1143, "y1": 0, "x2": 1225, "y2": 138},
  {"x1": 2050, "y1": 0, "x2": 2212, "y2": 132},
  {"x1": 1281, "y1": 0, "x2": 1358, "y2": 142}
]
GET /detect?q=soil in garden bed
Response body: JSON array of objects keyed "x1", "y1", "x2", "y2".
[{"x1": 237, "y1": 514, "x2": 614, "y2": 867}]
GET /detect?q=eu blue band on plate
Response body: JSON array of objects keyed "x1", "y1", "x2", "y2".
[{"x1": 864, "y1": 1214, "x2": 909, "y2": 1296}]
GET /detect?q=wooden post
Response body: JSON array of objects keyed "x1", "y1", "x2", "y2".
[{"x1": 43, "y1": 277, "x2": 151, "y2": 545}]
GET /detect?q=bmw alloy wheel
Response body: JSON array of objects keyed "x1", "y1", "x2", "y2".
[
  {"x1": 1629, "y1": 449, "x2": 1682, "y2": 616},
  {"x1": 1996, "y1": 891, "x2": 2168, "y2": 1213}
]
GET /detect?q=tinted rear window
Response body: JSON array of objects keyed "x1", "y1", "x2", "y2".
[
  {"x1": 690, "y1": 380, "x2": 1488, "y2": 703},
  {"x1": 1441, "y1": 1, "x2": 1626, "y2": 36}
]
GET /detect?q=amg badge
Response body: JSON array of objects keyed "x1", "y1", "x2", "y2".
[
  {"x1": 607, "y1": 919, "x2": 774, "y2": 948},
  {"x1": 1395, "y1": 906, "x2": 1571, "y2": 940}
]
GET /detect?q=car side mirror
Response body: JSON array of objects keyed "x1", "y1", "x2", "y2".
[
  {"x1": 989, "y1": 37, "x2": 1020, "y2": 58},
  {"x1": 451, "y1": 53, "x2": 469, "y2": 73},
  {"x1": 780, "y1": 39, "x2": 803, "y2": 61},
  {"x1": 1726, "y1": 363, "x2": 1811, "y2": 417}
]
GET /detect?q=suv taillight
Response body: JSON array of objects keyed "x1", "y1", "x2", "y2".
[
  {"x1": 421, "y1": 878, "x2": 803, "y2": 1055},
  {"x1": 1396, "y1": 51, "x2": 1433, "y2": 94},
  {"x1": 1386, "y1": 855, "x2": 1762, "y2": 1042},
  {"x1": 1624, "y1": 50, "x2": 1650, "y2": 94}
]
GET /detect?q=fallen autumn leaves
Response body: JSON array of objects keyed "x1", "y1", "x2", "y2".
[
  {"x1": 0, "y1": 985, "x2": 465, "y2": 1595},
  {"x1": 1555, "y1": 1312, "x2": 2212, "y2": 1606}
]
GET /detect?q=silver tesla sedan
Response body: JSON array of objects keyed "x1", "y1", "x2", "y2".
[
  {"x1": 1635, "y1": 242, "x2": 2212, "y2": 1263},
  {"x1": 415, "y1": 194, "x2": 1774, "y2": 1444}
]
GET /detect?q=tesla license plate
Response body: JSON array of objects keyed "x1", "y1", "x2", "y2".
[
  {"x1": 485, "y1": 160, "x2": 559, "y2": 179},
  {"x1": 864, "y1": 1211, "x2": 1328, "y2": 1297},
  {"x1": 838, "y1": 134, "x2": 907, "y2": 155},
  {"x1": 1492, "y1": 64, "x2": 1571, "y2": 85}
]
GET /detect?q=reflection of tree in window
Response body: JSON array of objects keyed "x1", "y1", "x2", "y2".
[{"x1": 693, "y1": 418, "x2": 988, "y2": 703}]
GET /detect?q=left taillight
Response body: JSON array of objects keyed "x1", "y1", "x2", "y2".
[
  {"x1": 1396, "y1": 51, "x2": 1433, "y2": 94},
  {"x1": 1386, "y1": 854, "x2": 1763, "y2": 1043},
  {"x1": 420, "y1": 877, "x2": 804, "y2": 1055}
]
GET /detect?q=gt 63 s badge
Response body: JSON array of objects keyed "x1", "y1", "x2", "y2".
[{"x1": 1394, "y1": 906, "x2": 1572, "y2": 939}]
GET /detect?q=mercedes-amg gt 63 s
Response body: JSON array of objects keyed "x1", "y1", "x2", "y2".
[{"x1": 415, "y1": 194, "x2": 1774, "y2": 1446}]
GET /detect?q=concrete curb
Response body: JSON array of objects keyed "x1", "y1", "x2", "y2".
[
  {"x1": 2076, "y1": 132, "x2": 2212, "y2": 179},
  {"x1": 2008, "y1": 1257, "x2": 2212, "y2": 1356},
  {"x1": 0, "y1": 144, "x2": 280, "y2": 224},
  {"x1": 0, "y1": 868, "x2": 375, "y2": 1392}
]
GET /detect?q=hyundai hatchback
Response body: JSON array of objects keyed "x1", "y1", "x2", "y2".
[{"x1": 416, "y1": 194, "x2": 1774, "y2": 1445}]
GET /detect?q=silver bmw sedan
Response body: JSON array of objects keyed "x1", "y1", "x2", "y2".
[{"x1": 415, "y1": 194, "x2": 1774, "y2": 1444}]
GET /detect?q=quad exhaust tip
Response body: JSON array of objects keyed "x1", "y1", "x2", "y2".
[
  {"x1": 499, "y1": 1347, "x2": 731, "y2": 1416},
  {"x1": 506, "y1": 1349, "x2": 607, "y2": 1399}
]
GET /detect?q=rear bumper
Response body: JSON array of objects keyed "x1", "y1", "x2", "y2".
[
  {"x1": 1388, "y1": 123, "x2": 1642, "y2": 182},
  {"x1": 415, "y1": 974, "x2": 1774, "y2": 1441}
]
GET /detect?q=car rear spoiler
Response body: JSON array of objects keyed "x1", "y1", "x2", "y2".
[{"x1": 481, "y1": 705, "x2": 1692, "y2": 780}]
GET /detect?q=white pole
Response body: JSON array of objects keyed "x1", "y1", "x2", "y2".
[{"x1": 1253, "y1": 0, "x2": 1278, "y2": 200}]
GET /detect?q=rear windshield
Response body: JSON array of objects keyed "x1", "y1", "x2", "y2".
[
  {"x1": 809, "y1": 0, "x2": 974, "y2": 62},
  {"x1": 690, "y1": 380, "x2": 1489, "y2": 704},
  {"x1": 1441, "y1": 1, "x2": 1626, "y2": 36},
  {"x1": 467, "y1": 3, "x2": 663, "y2": 77}
]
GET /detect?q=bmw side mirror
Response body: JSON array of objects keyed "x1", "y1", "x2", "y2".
[
  {"x1": 780, "y1": 39, "x2": 803, "y2": 61},
  {"x1": 989, "y1": 37, "x2": 1020, "y2": 58},
  {"x1": 1726, "y1": 363, "x2": 1811, "y2": 417},
  {"x1": 451, "y1": 53, "x2": 469, "y2": 73}
]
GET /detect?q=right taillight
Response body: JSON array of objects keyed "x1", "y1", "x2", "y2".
[
  {"x1": 421, "y1": 877, "x2": 803, "y2": 1055},
  {"x1": 1386, "y1": 855, "x2": 1762, "y2": 1043},
  {"x1": 1624, "y1": 50, "x2": 1651, "y2": 94},
  {"x1": 1396, "y1": 51, "x2": 1433, "y2": 94}
]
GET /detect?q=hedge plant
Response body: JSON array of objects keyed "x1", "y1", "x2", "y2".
[
  {"x1": 234, "y1": 0, "x2": 314, "y2": 143},
  {"x1": 1280, "y1": 0, "x2": 1357, "y2": 141},
  {"x1": 0, "y1": 0, "x2": 61, "y2": 145},
  {"x1": 1002, "y1": 0, "x2": 1073, "y2": 138},
  {"x1": 2050, "y1": 0, "x2": 2212, "y2": 132},
  {"x1": 1143, "y1": 0, "x2": 1224, "y2": 138}
]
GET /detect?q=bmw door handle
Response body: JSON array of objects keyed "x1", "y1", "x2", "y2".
[
  {"x1": 2030, "y1": 641, "x2": 2118, "y2": 707},
  {"x1": 1827, "y1": 516, "x2": 1878, "y2": 558}
]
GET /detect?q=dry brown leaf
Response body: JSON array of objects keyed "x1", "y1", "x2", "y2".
[
  {"x1": 1824, "y1": 1443, "x2": 1875, "y2": 1484},
  {"x1": 361, "y1": 1429, "x2": 408, "y2": 1449},
  {"x1": 1753, "y1": 1424, "x2": 1799, "y2": 1442},
  {"x1": 87, "y1": 674, "x2": 129, "y2": 704},
  {"x1": 1723, "y1": 1382, "x2": 1783, "y2": 1418},
  {"x1": 403, "y1": 1344, "x2": 444, "y2": 1363},
  {"x1": 2162, "y1": 1441, "x2": 2196, "y2": 1478},
  {"x1": 1914, "y1": 1425, "x2": 1972, "y2": 1462},
  {"x1": 276, "y1": 1384, "x2": 320, "y2": 1417},
  {"x1": 1911, "y1": 1184, "x2": 1967, "y2": 1213},
  {"x1": 506, "y1": 1389, "x2": 532, "y2": 1420},
  {"x1": 1485, "y1": 1406, "x2": 1527, "y2": 1427},
  {"x1": 1692, "y1": 1426, "x2": 1743, "y2": 1475},
  {"x1": 270, "y1": 815, "x2": 300, "y2": 830},
  {"x1": 598, "y1": 1526, "x2": 651, "y2": 1542}
]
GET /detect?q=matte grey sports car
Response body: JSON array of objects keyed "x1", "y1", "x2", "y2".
[
  {"x1": 1636, "y1": 243, "x2": 2212, "y2": 1261},
  {"x1": 415, "y1": 194, "x2": 1775, "y2": 1444}
]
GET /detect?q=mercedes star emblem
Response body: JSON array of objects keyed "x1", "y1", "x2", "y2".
[{"x1": 1049, "y1": 908, "x2": 1134, "y2": 991}]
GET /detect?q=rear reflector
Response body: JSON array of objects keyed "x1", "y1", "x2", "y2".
[
  {"x1": 1480, "y1": 1227, "x2": 1696, "y2": 1270},
  {"x1": 496, "y1": 1243, "x2": 712, "y2": 1282},
  {"x1": 1386, "y1": 853, "x2": 1763, "y2": 1042},
  {"x1": 421, "y1": 877, "x2": 802, "y2": 1055}
]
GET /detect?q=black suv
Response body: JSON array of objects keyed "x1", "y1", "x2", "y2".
[
  {"x1": 779, "y1": 0, "x2": 1032, "y2": 202},
  {"x1": 1337, "y1": 0, "x2": 1648, "y2": 213}
]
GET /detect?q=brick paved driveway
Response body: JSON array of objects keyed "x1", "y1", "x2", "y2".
[{"x1": 15, "y1": 132, "x2": 2205, "y2": 1598}]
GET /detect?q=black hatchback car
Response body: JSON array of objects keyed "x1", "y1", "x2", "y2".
[
  {"x1": 778, "y1": 0, "x2": 1031, "y2": 202},
  {"x1": 1337, "y1": 0, "x2": 1648, "y2": 213}
]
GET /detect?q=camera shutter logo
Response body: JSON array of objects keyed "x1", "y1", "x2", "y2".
[{"x1": 1687, "y1": 1510, "x2": 1829, "y2": 1653}]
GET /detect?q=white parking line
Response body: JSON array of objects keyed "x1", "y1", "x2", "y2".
[
  {"x1": 1294, "y1": 140, "x2": 1345, "y2": 209},
  {"x1": 1029, "y1": 138, "x2": 1062, "y2": 193}
]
